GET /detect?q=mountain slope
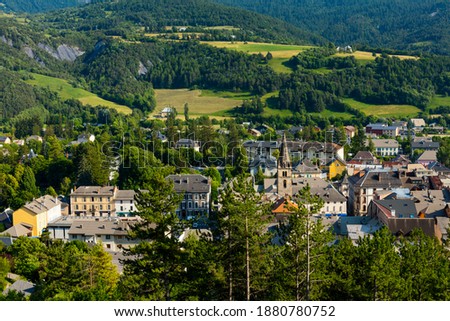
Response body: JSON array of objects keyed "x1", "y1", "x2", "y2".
[
  {"x1": 215, "y1": 0, "x2": 450, "y2": 54},
  {"x1": 0, "y1": 0, "x2": 91, "y2": 13},
  {"x1": 36, "y1": 0, "x2": 326, "y2": 45}
]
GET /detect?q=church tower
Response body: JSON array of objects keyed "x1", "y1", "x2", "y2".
[{"x1": 277, "y1": 133, "x2": 292, "y2": 197}]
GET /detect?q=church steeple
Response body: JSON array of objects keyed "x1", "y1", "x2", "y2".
[
  {"x1": 277, "y1": 132, "x2": 292, "y2": 197},
  {"x1": 278, "y1": 132, "x2": 291, "y2": 169}
]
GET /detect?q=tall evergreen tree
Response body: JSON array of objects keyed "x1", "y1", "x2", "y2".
[
  {"x1": 217, "y1": 174, "x2": 272, "y2": 300},
  {"x1": 119, "y1": 176, "x2": 187, "y2": 300}
]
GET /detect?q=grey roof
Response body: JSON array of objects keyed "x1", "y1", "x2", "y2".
[
  {"x1": 412, "y1": 189, "x2": 450, "y2": 217},
  {"x1": 249, "y1": 155, "x2": 277, "y2": 168},
  {"x1": 68, "y1": 220, "x2": 134, "y2": 236},
  {"x1": 411, "y1": 141, "x2": 440, "y2": 149},
  {"x1": 243, "y1": 140, "x2": 279, "y2": 149},
  {"x1": 351, "y1": 151, "x2": 377, "y2": 162},
  {"x1": 370, "y1": 139, "x2": 399, "y2": 148},
  {"x1": 0, "y1": 136, "x2": 10, "y2": 142},
  {"x1": 175, "y1": 139, "x2": 200, "y2": 148},
  {"x1": 417, "y1": 150, "x2": 437, "y2": 161},
  {"x1": 3, "y1": 280, "x2": 35, "y2": 296},
  {"x1": 115, "y1": 190, "x2": 137, "y2": 200},
  {"x1": 1, "y1": 224, "x2": 32, "y2": 238},
  {"x1": 374, "y1": 199, "x2": 418, "y2": 218},
  {"x1": 23, "y1": 195, "x2": 60, "y2": 215},
  {"x1": 292, "y1": 177, "x2": 347, "y2": 203},
  {"x1": 428, "y1": 162, "x2": 450, "y2": 173},
  {"x1": 366, "y1": 123, "x2": 400, "y2": 131},
  {"x1": 293, "y1": 160, "x2": 321, "y2": 173},
  {"x1": 166, "y1": 174, "x2": 211, "y2": 193},
  {"x1": 349, "y1": 170, "x2": 403, "y2": 189},
  {"x1": 71, "y1": 186, "x2": 116, "y2": 196}
]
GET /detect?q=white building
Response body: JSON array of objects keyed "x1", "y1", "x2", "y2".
[{"x1": 370, "y1": 139, "x2": 399, "y2": 157}]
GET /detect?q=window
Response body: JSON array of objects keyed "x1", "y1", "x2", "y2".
[
  {"x1": 130, "y1": 200, "x2": 132, "y2": 204},
  {"x1": 130, "y1": 206, "x2": 133, "y2": 211},
  {"x1": 83, "y1": 205, "x2": 87, "y2": 210},
  {"x1": 99, "y1": 197, "x2": 102, "y2": 202},
  {"x1": 83, "y1": 197, "x2": 86, "y2": 202},
  {"x1": 120, "y1": 206, "x2": 123, "y2": 211},
  {"x1": 108, "y1": 205, "x2": 111, "y2": 210},
  {"x1": 105, "y1": 235, "x2": 111, "y2": 240},
  {"x1": 120, "y1": 200, "x2": 123, "y2": 204},
  {"x1": 91, "y1": 197, "x2": 94, "y2": 202},
  {"x1": 76, "y1": 205, "x2": 79, "y2": 210},
  {"x1": 283, "y1": 180, "x2": 287, "y2": 189},
  {"x1": 100, "y1": 205, "x2": 103, "y2": 210},
  {"x1": 72, "y1": 235, "x2": 77, "y2": 239}
]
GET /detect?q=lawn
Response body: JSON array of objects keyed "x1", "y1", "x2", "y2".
[
  {"x1": 152, "y1": 89, "x2": 244, "y2": 118},
  {"x1": 343, "y1": 98, "x2": 421, "y2": 117},
  {"x1": 25, "y1": 73, "x2": 132, "y2": 114}
]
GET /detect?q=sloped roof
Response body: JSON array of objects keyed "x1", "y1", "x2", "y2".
[
  {"x1": 3, "y1": 280, "x2": 35, "y2": 296},
  {"x1": 417, "y1": 150, "x2": 437, "y2": 161},
  {"x1": 22, "y1": 195, "x2": 60, "y2": 215},
  {"x1": 1, "y1": 224, "x2": 32, "y2": 238},
  {"x1": 71, "y1": 186, "x2": 116, "y2": 196},
  {"x1": 167, "y1": 174, "x2": 211, "y2": 193}
]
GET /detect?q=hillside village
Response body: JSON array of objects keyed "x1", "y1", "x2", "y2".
[
  {"x1": 2, "y1": 113, "x2": 450, "y2": 299},
  {"x1": 2, "y1": 0, "x2": 450, "y2": 303}
]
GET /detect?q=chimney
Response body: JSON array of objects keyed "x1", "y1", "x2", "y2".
[
  {"x1": 378, "y1": 173, "x2": 382, "y2": 182},
  {"x1": 391, "y1": 209, "x2": 396, "y2": 217}
]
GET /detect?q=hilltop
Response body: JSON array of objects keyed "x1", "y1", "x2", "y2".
[
  {"x1": 216, "y1": 0, "x2": 450, "y2": 55},
  {"x1": 0, "y1": 0, "x2": 91, "y2": 13}
]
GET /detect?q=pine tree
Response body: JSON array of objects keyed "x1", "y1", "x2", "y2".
[
  {"x1": 273, "y1": 185, "x2": 333, "y2": 300},
  {"x1": 119, "y1": 176, "x2": 187, "y2": 300},
  {"x1": 217, "y1": 174, "x2": 272, "y2": 300}
]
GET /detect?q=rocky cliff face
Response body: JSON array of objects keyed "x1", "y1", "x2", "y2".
[{"x1": 38, "y1": 43, "x2": 85, "y2": 62}]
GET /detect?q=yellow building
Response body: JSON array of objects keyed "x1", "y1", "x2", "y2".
[
  {"x1": 12, "y1": 195, "x2": 61, "y2": 237},
  {"x1": 326, "y1": 158, "x2": 347, "y2": 180}
]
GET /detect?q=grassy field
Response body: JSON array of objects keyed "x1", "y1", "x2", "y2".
[
  {"x1": 152, "y1": 89, "x2": 244, "y2": 118},
  {"x1": 267, "y1": 58, "x2": 294, "y2": 73},
  {"x1": 343, "y1": 98, "x2": 421, "y2": 117},
  {"x1": 203, "y1": 41, "x2": 312, "y2": 56},
  {"x1": 203, "y1": 41, "x2": 311, "y2": 73},
  {"x1": 428, "y1": 95, "x2": 450, "y2": 110},
  {"x1": 334, "y1": 51, "x2": 418, "y2": 62},
  {"x1": 25, "y1": 73, "x2": 132, "y2": 114}
]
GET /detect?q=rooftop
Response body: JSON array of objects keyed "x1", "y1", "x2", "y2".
[
  {"x1": 71, "y1": 186, "x2": 116, "y2": 196},
  {"x1": 167, "y1": 174, "x2": 211, "y2": 193},
  {"x1": 23, "y1": 195, "x2": 60, "y2": 215}
]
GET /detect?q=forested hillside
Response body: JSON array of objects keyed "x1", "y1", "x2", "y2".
[
  {"x1": 0, "y1": 0, "x2": 91, "y2": 13},
  {"x1": 33, "y1": 0, "x2": 325, "y2": 46},
  {"x1": 215, "y1": 0, "x2": 450, "y2": 55}
]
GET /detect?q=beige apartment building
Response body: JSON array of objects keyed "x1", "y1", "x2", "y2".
[{"x1": 70, "y1": 186, "x2": 118, "y2": 217}]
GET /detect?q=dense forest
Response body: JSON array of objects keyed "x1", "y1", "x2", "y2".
[
  {"x1": 0, "y1": 0, "x2": 92, "y2": 13},
  {"x1": 34, "y1": 0, "x2": 325, "y2": 45},
  {"x1": 215, "y1": 0, "x2": 450, "y2": 55}
]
